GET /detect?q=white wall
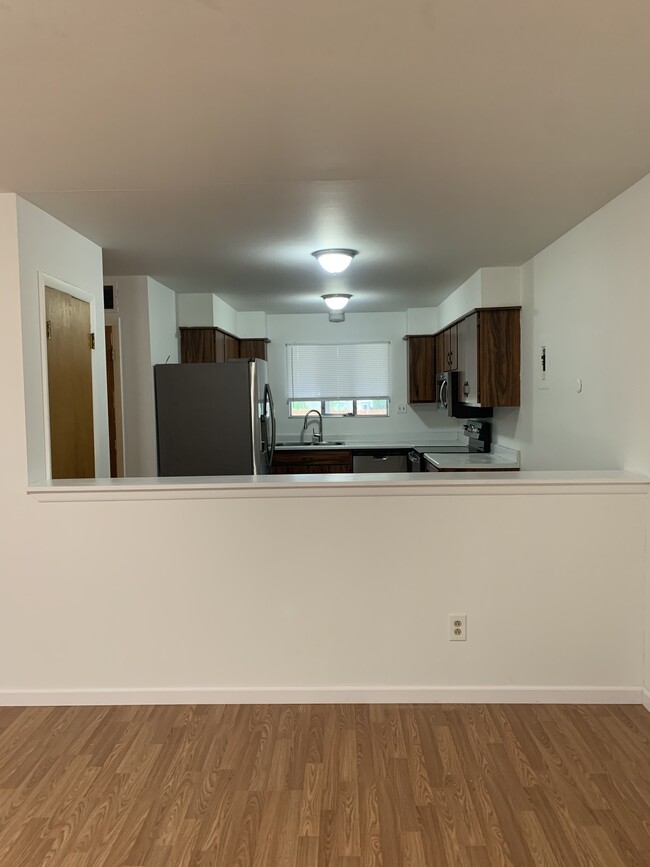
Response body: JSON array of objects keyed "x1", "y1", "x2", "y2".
[
  {"x1": 406, "y1": 307, "x2": 438, "y2": 333},
  {"x1": 437, "y1": 266, "x2": 522, "y2": 330},
  {"x1": 147, "y1": 278, "x2": 179, "y2": 365},
  {"x1": 176, "y1": 293, "x2": 213, "y2": 327},
  {"x1": 213, "y1": 295, "x2": 237, "y2": 334},
  {"x1": 267, "y1": 311, "x2": 461, "y2": 439},
  {"x1": 176, "y1": 293, "x2": 266, "y2": 338},
  {"x1": 2, "y1": 192, "x2": 649, "y2": 702},
  {"x1": 112, "y1": 276, "x2": 179, "y2": 477},
  {"x1": 16, "y1": 197, "x2": 109, "y2": 483},
  {"x1": 3, "y1": 486, "x2": 646, "y2": 697},
  {"x1": 438, "y1": 269, "x2": 482, "y2": 328},
  {"x1": 236, "y1": 310, "x2": 267, "y2": 338},
  {"x1": 496, "y1": 174, "x2": 650, "y2": 473},
  {"x1": 112, "y1": 277, "x2": 156, "y2": 477}
]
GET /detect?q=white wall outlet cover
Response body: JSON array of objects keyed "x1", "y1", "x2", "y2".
[
  {"x1": 449, "y1": 614, "x2": 467, "y2": 641},
  {"x1": 396, "y1": 404, "x2": 407, "y2": 414}
]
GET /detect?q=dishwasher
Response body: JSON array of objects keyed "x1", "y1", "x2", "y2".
[{"x1": 353, "y1": 451, "x2": 408, "y2": 473}]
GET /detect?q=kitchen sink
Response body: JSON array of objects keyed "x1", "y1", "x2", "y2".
[{"x1": 276, "y1": 441, "x2": 345, "y2": 447}]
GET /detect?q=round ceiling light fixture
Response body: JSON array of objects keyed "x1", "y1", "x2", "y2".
[
  {"x1": 321, "y1": 293, "x2": 352, "y2": 311},
  {"x1": 312, "y1": 248, "x2": 358, "y2": 274}
]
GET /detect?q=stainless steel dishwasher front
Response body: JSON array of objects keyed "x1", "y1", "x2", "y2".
[{"x1": 352, "y1": 453, "x2": 408, "y2": 473}]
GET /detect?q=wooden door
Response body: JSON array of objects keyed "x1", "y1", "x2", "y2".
[
  {"x1": 45, "y1": 287, "x2": 95, "y2": 479},
  {"x1": 105, "y1": 326, "x2": 117, "y2": 476}
]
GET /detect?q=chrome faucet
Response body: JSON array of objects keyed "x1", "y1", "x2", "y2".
[{"x1": 303, "y1": 409, "x2": 323, "y2": 443}]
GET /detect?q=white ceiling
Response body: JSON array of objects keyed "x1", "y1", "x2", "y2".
[{"x1": 2, "y1": 0, "x2": 650, "y2": 313}]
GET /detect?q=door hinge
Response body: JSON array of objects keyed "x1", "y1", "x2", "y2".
[
  {"x1": 46, "y1": 320, "x2": 52, "y2": 340},
  {"x1": 111, "y1": 347, "x2": 115, "y2": 362},
  {"x1": 89, "y1": 332, "x2": 95, "y2": 350}
]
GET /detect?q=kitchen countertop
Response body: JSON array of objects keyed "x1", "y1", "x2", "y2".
[
  {"x1": 423, "y1": 450, "x2": 520, "y2": 471},
  {"x1": 275, "y1": 440, "x2": 462, "y2": 451},
  {"x1": 27, "y1": 471, "x2": 646, "y2": 502}
]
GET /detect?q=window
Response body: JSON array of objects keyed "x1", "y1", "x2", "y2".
[{"x1": 286, "y1": 342, "x2": 390, "y2": 417}]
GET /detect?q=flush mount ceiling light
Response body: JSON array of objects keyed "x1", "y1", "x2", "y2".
[
  {"x1": 312, "y1": 248, "x2": 358, "y2": 274},
  {"x1": 321, "y1": 293, "x2": 352, "y2": 311}
]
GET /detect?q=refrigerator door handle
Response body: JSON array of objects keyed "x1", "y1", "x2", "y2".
[{"x1": 264, "y1": 384, "x2": 276, "y2": 467}]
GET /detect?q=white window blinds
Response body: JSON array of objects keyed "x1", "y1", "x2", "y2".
[{"x1": 286, "y1": 342, "x2": 390, "y2": 399}]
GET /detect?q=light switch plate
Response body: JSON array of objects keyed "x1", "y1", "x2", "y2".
[{"x1": 538, "y1": 343, "x2": 550, "y2": 390}]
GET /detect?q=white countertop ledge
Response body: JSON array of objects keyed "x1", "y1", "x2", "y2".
[{"x1": 26, "y1": 471, "x2": 649, "y2": 502}]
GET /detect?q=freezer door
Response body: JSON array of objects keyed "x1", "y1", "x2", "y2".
[
  {"x1": 246, "y1": 358, "x2": 272, "y2": 475},
  {"x1": 155, "y1": 363, "x2": 255, "y2": 476},
  {"x1": 263, "y1": 383, "x2": 276, "y2": 469}
]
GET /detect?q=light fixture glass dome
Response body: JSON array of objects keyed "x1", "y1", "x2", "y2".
[
  {"x1": 322, "y1": 293, "x2": 352, "y2": 311},
  {"x1": 312, "y1": 248, "x2": 358, "y2": 274}
]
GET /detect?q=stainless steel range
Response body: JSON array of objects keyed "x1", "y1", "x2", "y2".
[{"x1": 407, "y1": 421, "x2": 491, "y2": 471}]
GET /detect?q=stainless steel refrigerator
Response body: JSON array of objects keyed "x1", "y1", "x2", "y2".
[{"x1": 154, "y1": 359, "x2": 276, "y2": 476}]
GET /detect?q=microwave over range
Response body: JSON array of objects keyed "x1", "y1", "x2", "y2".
[{"x1": 436, "y1": 370, "x2": 493, "y2": 419}]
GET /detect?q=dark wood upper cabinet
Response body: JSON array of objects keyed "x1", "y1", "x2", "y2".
[
  {"x1": 478, "y1": 308, "x2": 520, "y2": 407},
  {"x1": 406, "y1": 306, "x2": 520, "y2": 409},
  {"x1": 224, "y1": 334, "x2": 240, "y2": 361},
  {"x1": 213, "y1": 329, "x2": 226, "y2": 362},
  {"x1": 435, "y1": 333, "x2": 446, "y2": 376},
  {"x1": 457, "y1": 313, "x2": 478, "y2": 404},
  {"x1": 180, "y1": 328, "x2": 269, "y2": 364},
  {"x1": 239, "y1": 339, "x2": 269, "y2": 360},
  {"x1": 406, "y1": 336, "x2": 436, "y2": 403},
  {"x1": 453, "y1": 308, "x2": 520, "y2": 407},
  {"x1": 179, "y1": 327, "x2": 216, "y2": 363},
  {"x1": 443, "y1": 324, "x2": 459, "y2": 370},
  {"x1": 434, "y1": 325, "x2": 459, "y2": 372}
]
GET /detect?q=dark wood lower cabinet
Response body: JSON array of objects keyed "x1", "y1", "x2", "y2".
[{"x1": 271, "y1": 450, "x2": 353, "y2": 474}]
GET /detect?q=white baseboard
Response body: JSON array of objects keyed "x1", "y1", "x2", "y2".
[
  {"x1": 643, "y1": 689, "x2": 650, "y2": 713},
  {"x1": 0, "y1": 685, "x2": 642, "y2": 707}
]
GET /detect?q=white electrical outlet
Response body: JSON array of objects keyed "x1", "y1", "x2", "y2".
[
  {"x1": 396, "y1": 404, "x2": 407, "y2": 414},
  {"x1": 449, "y1": 614, "x2": 467, "y2": 641}
]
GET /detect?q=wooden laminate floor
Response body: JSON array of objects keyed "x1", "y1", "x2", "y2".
[{"x1": 0, "y1": 704, "x2": 648, "y2": 866}]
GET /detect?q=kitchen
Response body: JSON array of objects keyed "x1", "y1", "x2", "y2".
[
  {"x1": 103, "y1": 265, "x2": 523, "y2": 484},
  {"x1": 2, "y1": 2, "x2": 650, "y2": 863}
]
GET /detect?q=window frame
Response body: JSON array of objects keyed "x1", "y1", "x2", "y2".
[{"x1": 288, "y1": 398, "x2": 390, "y2": 418}]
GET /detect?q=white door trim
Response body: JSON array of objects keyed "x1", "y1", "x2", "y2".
[
  {"x1": 38, "y1": 272, "x2": 99, "y2": 480},
  {"x1": 104, "y1": 310, "x2": 126, "y2": 477}
]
